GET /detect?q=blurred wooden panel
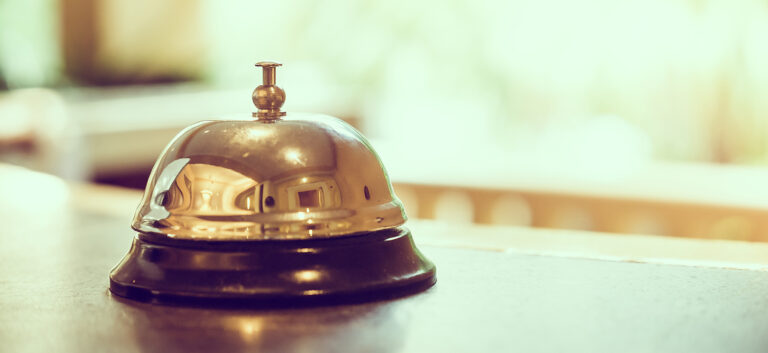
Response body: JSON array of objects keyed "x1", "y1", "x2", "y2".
[
  {"x1": 395, "y1": 183, "x2": 768, "y2": 243},
  {"x1": 60, "y1": 0, "x2": 205, "y2": 85}
]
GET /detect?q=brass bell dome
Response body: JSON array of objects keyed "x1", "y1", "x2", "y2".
[{"x1": 133, "y1": 62, "x2": 406, "y2": 240}]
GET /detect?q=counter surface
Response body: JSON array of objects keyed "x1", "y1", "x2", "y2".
[{"x1": 2, "y1": 165, "x2": 767, "y2": 353}]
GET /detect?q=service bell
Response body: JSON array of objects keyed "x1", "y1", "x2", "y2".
[{"x1": 109, "y1": 62, "x2": 436, "y2": 304}]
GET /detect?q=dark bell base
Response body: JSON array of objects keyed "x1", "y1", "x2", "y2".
[{"x1": 109, "y1": 227, "x2": 436, "y2": 306}]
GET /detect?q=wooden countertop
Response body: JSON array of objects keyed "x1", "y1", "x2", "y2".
[{"x1": 3, "y1": 164, "x2": 768, "y2": 352}]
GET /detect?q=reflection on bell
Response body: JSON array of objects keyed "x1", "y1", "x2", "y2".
[{"x1": 109, "y1": 62, "x2": 436, "y2": 304}]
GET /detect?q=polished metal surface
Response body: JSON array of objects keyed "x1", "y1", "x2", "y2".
[
  {"x1": 133, "y1": 113, "x2": 406, "y2": 240},
  {"x1": 133, "y1": 63, "x2": 405, "y2": 240}
]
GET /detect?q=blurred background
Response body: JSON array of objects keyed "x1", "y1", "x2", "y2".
[{"x1": 3, "y1": 0, "x2": 768, "y2": 241}]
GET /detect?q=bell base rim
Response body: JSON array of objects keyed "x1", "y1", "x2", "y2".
[{"x1": 109, "y1": 227, "x2": 436, "y2": 307}]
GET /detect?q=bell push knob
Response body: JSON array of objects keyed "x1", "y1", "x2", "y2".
[{"x1": 252, "y1": 61, "x2": 286, "y2": 120}]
